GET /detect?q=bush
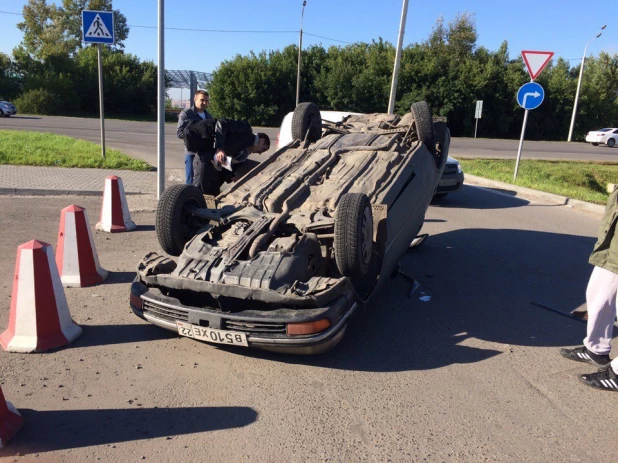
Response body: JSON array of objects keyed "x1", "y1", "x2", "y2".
[{"x1": 14, "y1": 88, "x2": 60, "y2": 115}]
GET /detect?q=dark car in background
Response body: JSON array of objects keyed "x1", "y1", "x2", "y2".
[{"x1": 434, "y1": 156, "x2": 464, "y2": 198}]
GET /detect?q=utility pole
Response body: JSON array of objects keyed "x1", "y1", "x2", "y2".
[
  {"x1": 388, "y1": 0, "x2": 409, "y2": 114},
  {"x1": 295, "y1": 1, "x2": 307, "y2": 107}
]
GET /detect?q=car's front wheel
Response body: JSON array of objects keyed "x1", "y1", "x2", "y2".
[
  {"x1": 608, "y1": 138, "x2": 616, "y2": 148},
  {"x1": 156, "y1": 184, "x2": 207, "y2": 256},
  {"x1": 334, "y1": 193, "x2": 373, "y2": 279}
]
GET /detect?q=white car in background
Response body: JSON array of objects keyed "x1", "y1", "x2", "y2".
[
  {"x1": 278, "y1": 110, "x2": 464, "y2": 198},
  {"x1": 0, "y1": 101, "x2": 17, "y2": 117},
  {"x1": 585, "y1": 128, "x2": 618, "y2": 147}
]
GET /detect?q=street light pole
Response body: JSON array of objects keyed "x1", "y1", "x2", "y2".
[
  {"x1": 295, "y1": 1, "x2": 306, "y2": 107},
  {"x1": 567, "y1": 25, "x2": 606, "y2": 142}
]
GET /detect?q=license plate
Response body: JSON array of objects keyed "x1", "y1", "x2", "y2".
[
  {"x1": 176, "y1": 321, "x2": 248, "y2": 347},
  {"x1": 440, "y1": 178, "x2": 460, "y2": 186}
]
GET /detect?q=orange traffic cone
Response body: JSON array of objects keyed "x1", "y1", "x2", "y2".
[
  {"x1": 96, "y1": 175, "x2": 136, "y2": 233},
  {"x1": 0, "y1": 386, "x2": 24, "y2": 449},
  {"x1": 56, "y1": 205, "x2": 108, "y2": 287},
  {"x1": 0, "y1": 240, "x2": 82, "y2": 353}
]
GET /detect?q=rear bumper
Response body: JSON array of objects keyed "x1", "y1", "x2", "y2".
[{"x1": 130, "y1": 279, "x2": 356, "y2": 355}]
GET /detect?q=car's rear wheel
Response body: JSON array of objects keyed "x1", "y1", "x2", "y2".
[
  {"x1": 592, "y1": 142, "x2": 599, "y2": 146},
  {"x1": 291, "y1": 102, "x2": 322, "y2": 143},
  {"x1": 334, "y1": 193, "x2": 373, "y2": 279},
  {"x1": 411, "y1": 101, "x2": 436, "y2": 155},
  {"x1": 156, "y1": 184, "x2": 206, "y2": 256},
  {"x1": 0, "y1": 109, "x2": 4, "y2": 117},
  {"x1": 608, "y1": 138, "x2": 616, "y2": 148}
]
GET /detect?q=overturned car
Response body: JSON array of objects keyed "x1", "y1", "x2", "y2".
[{"x1": 131, "y1": 101, "x2": 450, "y2": 354}]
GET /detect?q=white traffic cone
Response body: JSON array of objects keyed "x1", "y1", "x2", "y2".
[
  {"x1": 0, "y1": 240, "x2": 82, "y2": 353},
  {"x1": 56, "y1": 205, "x2": 108, "y2": 287},
  {"x1": 0, "y1": 386, "x2": 24, "y2": 449},
  {"x1": 96, "y1": 175, "x2": 136, "y2": 233}
]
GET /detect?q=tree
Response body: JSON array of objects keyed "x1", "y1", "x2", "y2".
[
  {"x1": 0, "y1": 53, "x2": 22, "y2": 100},
  {"x1": 17, "y1": 0, "x2": 128, "y2": 60}
]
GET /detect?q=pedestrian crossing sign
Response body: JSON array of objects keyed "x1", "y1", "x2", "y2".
[{"x1": 82, "y1": 10, "x2": 115, "y2": 44}]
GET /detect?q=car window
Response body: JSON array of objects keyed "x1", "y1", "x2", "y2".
[
  {"x1": 613, "y1": 130, "x2": 618, "y2": 134},
  {"x1": 598, "y1": 128, "x2": 611, "y2": 132}
]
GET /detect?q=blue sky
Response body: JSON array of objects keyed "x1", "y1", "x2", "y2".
[{"x1": 1, "y1": 0, "x2": 616, "y2": 100}]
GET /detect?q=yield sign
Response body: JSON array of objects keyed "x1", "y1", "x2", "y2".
[{"x1": 521, "y1": 50, "x2": 554, "y2": 80}]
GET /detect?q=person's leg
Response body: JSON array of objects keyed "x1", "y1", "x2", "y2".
[
  {"x1": 192, "y1": 153, "x2": 205, "y2": 192},
  {"x1": 193, "y1": 153, "x2": 221, "y2": 195},
  {"x1": 185, "y1": 154, "x2": 194, "y2": 185},
  {"x1": 584, "y1": 266, "x2": 618, "y2": 355}
]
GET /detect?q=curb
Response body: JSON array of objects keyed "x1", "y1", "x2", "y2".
[
  {"x1": 465, "y1": 174, "x2": 605, "y2": 216},
  {"x1": 0, "y1": 188, "x2": 145, "y2": 196}
]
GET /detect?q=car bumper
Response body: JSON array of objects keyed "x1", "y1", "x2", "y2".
[
  {"x1": 436, "y1": 171, "x2": 464, "y2": 193},
  {"x1": 130, "y1": 279, "x2": 356, "y2": 355},
  {"x1": 1, "y1": 108, "x2": 16, "y2": 116},
  {"x1": 586, "y1": 136, "x2": 603, "y2": 143}
]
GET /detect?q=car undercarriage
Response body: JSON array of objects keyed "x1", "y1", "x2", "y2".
[{"x1": 131, "y1": 101, "x2": 450, "y2": 354}]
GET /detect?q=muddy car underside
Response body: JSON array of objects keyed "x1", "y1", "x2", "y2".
[{"x1": 132, "y1": 102, "x2": 449, "y2": 353}]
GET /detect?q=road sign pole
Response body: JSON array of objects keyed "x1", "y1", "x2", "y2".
[
  {"x1": 474, "y1": 118, "x2": 479, "y2": 139},
  {"x1": 157, "y1": 0, "x2": 165, "y2": 199},
  {"x1": 97, "y1": 43, "x2": 106, "y2": 158},
  {"x1": 514, "y1": 109, "x2": 529, "y2": 180}
]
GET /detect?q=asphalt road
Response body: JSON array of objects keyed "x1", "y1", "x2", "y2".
[
  {"x1": 0, "y1": 187, "x2": 616, "y2": 461},
  {"x1": 2, "y1": 115, "x2": 618, "y2": 168}
]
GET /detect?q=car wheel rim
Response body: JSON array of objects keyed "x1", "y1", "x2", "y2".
[{"x1": 361, "y1": 206, "x2": 373, "y2": 266}]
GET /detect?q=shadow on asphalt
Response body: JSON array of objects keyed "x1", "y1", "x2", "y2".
[
  {"x1": 228, "y1": 224, "x2": 598, "y2": 372},
  {"x1": 104, "y1": 271, "x2": 137, "y2": 284},
  {"x1": 2, "y1": 116, "x2": 41, "y2": 120},
  {"x1": 1, "y1": 406, "x2": 258, "y2": 454},
  {"x1": 71, "y1": 323, "x2": 176, "y2": 348},
  {"x1": 134, "y1": 224, "x2": 155, "y2": 232},
  {"x1": 431, "y1": 184, "x2": 530, "y2": 210}
]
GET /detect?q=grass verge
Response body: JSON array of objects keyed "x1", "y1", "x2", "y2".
[
  {"x1": 0, "y1": 130, "x2": 152, "y2": 170},
  {"x1": 459, "y1": 158, "x2": 618, "y2": 205}
]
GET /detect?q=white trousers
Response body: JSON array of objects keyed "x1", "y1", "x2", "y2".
[{"x1": 583, "y1": 266, "x2": 618, "y2": 371}]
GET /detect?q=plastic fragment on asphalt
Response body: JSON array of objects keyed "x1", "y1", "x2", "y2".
[
  {"x1": 419, "y1": 295, "x2": 431, "y2": 302},
  {"x1": 409, "y1": 281, "x2": 420, "y2": 298}
]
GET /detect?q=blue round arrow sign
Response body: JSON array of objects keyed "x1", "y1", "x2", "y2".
[{"x1": 517, "y1": 82, "x2": 544, "y2": 110}]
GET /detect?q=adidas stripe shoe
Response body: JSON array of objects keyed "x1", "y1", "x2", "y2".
[
  {"x1": 559, "y1": 346, "x2": 610, "y2": 367},
  {"x1": 579, "y1": 366, "x2": 618, "y2": 392}
]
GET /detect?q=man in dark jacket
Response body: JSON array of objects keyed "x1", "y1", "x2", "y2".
[
  {"x1": 186, "y1": 118, "x2": 270, "y2": 195},
  {"x1": 560, "y1": 185, "x2": 618, "y2": 391},
  {"x1": 177, "y1": 90, "x2": 212, "y2": 184}
]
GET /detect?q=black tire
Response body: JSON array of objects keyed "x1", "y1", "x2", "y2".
[
  {"x1": 291, "y1": 102, "x2": 322, "y2": 143},
  {"x1": 608, "y1": 138, "x2": 616, "y2": 148},
  {"x1": 156, "y1": 184, "x2": 206, "y2": 256},
  {"x1": 592, "y1": 143, "x2": 599, "y2": 146},
  {"x1": 334, "y1": 193, "x2": 373, "y2": 279},
  {"x1": 0, "y1": 109, "x2": 4, "y2": 117},
  {"x1": 411, "y1": 101, "x2": 436, "y2": 155}
]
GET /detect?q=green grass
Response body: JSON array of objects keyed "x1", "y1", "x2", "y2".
[
  {"x1": 0, "y1": 130, "x2": 152, "y2": 170},
  {"x1": 459, "y1": 158, "x2": 618, "y2": 205}
]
